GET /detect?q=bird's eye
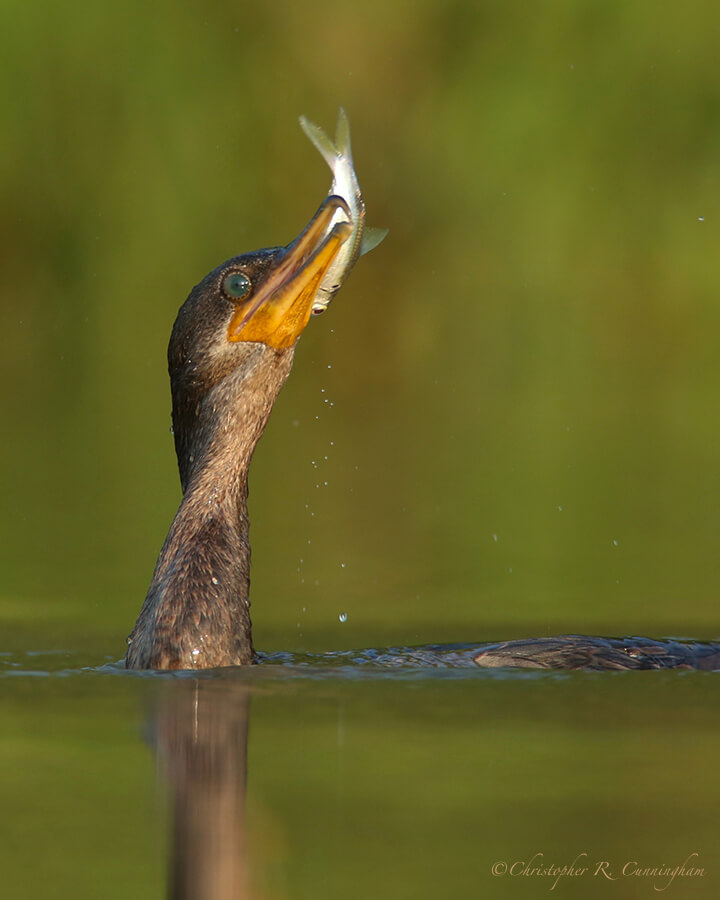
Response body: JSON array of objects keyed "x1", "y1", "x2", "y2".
[{"x1": 222, "y1": 271, "x2": 252, "y2": 301}]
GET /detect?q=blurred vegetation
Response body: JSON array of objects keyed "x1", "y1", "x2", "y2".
[{"x1": 1, "y1": 0, "x2": 720, "y2": 656}]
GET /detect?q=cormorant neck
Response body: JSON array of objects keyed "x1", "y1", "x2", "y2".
[{"x1": 126, "y1": 344, "x2": 295, "y2": 670}]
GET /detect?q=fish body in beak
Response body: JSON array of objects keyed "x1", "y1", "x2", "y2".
[{"x1": 299, "y1": 108, "x2": 388, "y2": 314}]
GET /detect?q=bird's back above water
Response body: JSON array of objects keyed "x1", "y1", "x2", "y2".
[{"x1": 473, "y1": 634, "x2": 720, "y2": 671}]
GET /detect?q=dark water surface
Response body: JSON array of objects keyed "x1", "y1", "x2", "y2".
[{"x1": 3, "y1": 0, "x2": 720, "y2": 895}]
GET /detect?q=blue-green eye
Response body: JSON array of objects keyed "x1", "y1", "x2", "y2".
[{"x1": 222, "y1": 271, "x2": 252, "y2": 300}]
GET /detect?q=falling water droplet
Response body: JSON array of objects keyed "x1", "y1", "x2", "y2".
[{"x1": 339, "y1": 612, "x2": 348, "y2": 623}]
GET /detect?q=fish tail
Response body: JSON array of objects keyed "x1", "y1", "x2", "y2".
[
  {"x1": 299, "y1": 114, "x2": 339, "y2": 171},
  {"x1": 334, "y1": 108, "x2": 353, "y2": 163}
]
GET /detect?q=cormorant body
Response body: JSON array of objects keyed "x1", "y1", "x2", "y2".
[{"x1": 126, "y1": 197, "x2": 352, "y2": 669}]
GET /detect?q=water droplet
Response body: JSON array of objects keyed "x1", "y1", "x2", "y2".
[
  {"x1": 698, "y1": 216, "x2": 705, "y2": 222},
  {"x1": 339, "y1": 612, "x2": 348, "y2": 623},
  {"x1": 492, "y1": 533, "x2": 498, "y2": 542},
  {"x1": 211, "y1": 576, "x2": 219, "y2": 585},
  {"x1": 327, "y1": 364, "x2": 332, "y2": 369},
  {"x1": 341, "y1": 563, "x2": 346, "y2": 568},
  {"x1": 558, "y1": 505, "x2": 563, "y2": 512},
  {"x1": 191, "y1": 648, "x2": 200, "y2": 657},
  {"x1": 612, "y1": 539, "x2": 619, "y2": 547}
]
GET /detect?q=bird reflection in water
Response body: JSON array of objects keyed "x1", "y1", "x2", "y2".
[{"x1": 154, "y1": 680, "x2": 255, "y2": 900}]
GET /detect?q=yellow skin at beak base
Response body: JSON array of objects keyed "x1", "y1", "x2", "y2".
[{"x1": 228, "y1": 200, "x2": 352, "y2": 350}]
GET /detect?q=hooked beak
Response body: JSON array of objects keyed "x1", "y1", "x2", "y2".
[{"x1": 228, "y1": 195, "x2": 352, "y2": 349}]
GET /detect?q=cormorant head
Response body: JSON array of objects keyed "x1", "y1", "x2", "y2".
[{"x1": 167, "y1": 195, "x2": 352, "y2": 490}]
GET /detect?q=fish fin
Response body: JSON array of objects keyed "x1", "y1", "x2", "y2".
[
  {"x1": 335, "y1": 108, "x2": 353, "y2": 163},
  {"x1": 360, "y1": 226, "x2": 389, "y2": 256},
  {"x1": 299, "y1": 115, "x2": 339, "y2": 170}
]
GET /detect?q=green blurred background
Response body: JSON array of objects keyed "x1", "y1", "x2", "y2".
[{"x1": 1, "y1": 0, "x2": 719, "y2": 653}]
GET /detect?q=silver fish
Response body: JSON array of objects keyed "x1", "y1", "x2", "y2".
[{"x1": 299, "y1": 108, "x2": 388, "y2": 314}]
